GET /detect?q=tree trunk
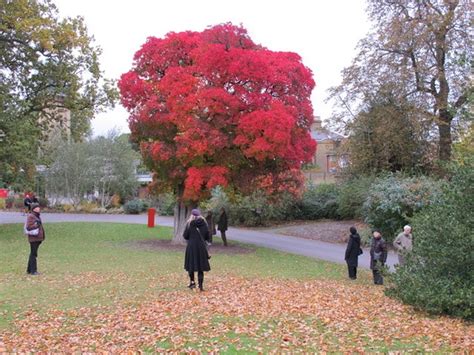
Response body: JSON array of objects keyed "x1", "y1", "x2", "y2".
[
  {"x1": 437, "y1": 110, "x2": 452, "y2": 162},
  {"x1": 172, "y1": 200, "x2": 190, "y2": 244},
  {"x1": 172, "y1": 186, "x2": 193, "y2": 245}
]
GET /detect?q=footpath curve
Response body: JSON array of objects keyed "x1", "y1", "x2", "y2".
[{"x1": 0, "y1": 211, "x2": 397, "y2": 270}]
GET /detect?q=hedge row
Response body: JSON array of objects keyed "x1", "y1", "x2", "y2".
[{"x1": 201, "y1": 174, "x2": 442, "y2": 243}]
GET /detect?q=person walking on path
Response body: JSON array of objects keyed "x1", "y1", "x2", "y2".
[
  {"x1": 23, "y1": 193, "x2": 32, "y2": 215},
  {"x1": 370, "y1": 231, "x2": 388, "y2": 285},
  {"x1": 344, "y1": 226, "x2": 362, "y2": 280},
  {"x1": 393, "y1": 225, "x2": 413, "y2": 266},
  {"x1": 25, "y1": 203, "x2": 45, "y2": 275},
  {"x1": 217, "y1": 207, "x2": 228, "y2": 247},
  {"x1": 183, "y1": 209, "x2": 211, "y2": 291},
  {"x1": 205, "y1": 210, "x2": 216, "y2": 244}
]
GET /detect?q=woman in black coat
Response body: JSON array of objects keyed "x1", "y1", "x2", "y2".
[
  {"x1": 217, "y1": 207, "x2": 228, "y2": 246},
  {"x1": 183, "y1": 209, "x2": 211, "y2": 291},
  {"x1": 344, "y1": 226, "x2": 362, "y2": 280}
]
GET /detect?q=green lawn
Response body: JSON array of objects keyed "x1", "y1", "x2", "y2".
[
  {"x1": 0, "y1": 222, "x2": 347, "y2": 328},
  {"x1": 0, "y1": 222, "x2": 470, "y2": 352}
]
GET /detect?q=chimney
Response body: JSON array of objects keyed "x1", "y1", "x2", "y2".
[{"x1": 311, "y1": 116, "x2": 322, "y2": 131}]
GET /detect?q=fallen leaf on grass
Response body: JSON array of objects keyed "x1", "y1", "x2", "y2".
[{"x1": 2, "y1": 275, "x2": 473, "y2": 352}]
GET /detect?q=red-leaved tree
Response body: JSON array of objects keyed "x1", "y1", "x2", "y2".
[{"x1": 119, "y1": 23, "x2": 316, "y2": 243}]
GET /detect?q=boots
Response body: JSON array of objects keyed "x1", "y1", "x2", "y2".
[
  {"x1": 188, "y1": 272, "x2": 196, "y2": 289},
  {"x1": 198, "y1": 272, "x2": 204, "y2": 291}
]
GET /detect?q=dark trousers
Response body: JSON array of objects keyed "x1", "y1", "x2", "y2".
[
  {"x1": 372, "y1": 268, "x2": 384, "y2": 285},
  {"x1": 189, "y1": 271, "x2": 204, "y2": 287},
  {"x1": 220, "y1": 230, "x2": 228, "y2": 246},
  {"x1": 347, "y1": 264, "x2": 357, "y2": 279},
  {"x1": 27, "y1": 241, "x2": 42, "y2": 274}
]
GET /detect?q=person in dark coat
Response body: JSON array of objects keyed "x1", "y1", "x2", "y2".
[
  {"x1": 25, "y1": 203, "x2": 45, "y2": 275},
  {"x1": 217, "y1": 207, "x2": 228, "y2": 247},
  {"x1": 370, "y1": 230, "x2": 388, "y2": 285},
  {"x1": 23, "y1": 193, "x2": 32, "y2": 215},
  {"x1": 205, "y1": 210, "x2": 216, "y2": 244},
  {"x1": 345, "y1": 226, "x2": 362, "y2": 280},
  {"x1": 31, "y1": 194, "x2": 39, "y2": 204},
  {"x1": 183, "y1": 209, "x2": 211, "y2": 291}
]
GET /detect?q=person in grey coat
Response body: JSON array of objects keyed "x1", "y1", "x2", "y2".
[
  {"x1": 393, "y1": 225, "x2": 413, "y2": 266},
  {"x1": 345, "y1": 226, "x2": 362, "y2": 280},
  {"x1": 370, "y1": 230, "x2": 388, "y2": 285}
]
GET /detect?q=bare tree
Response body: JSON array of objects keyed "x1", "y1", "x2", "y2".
[
  {"x1": 45, "y1": 131, "x2": 139, "y2": 208},
  {"x1": 329, "y1": 0, "x2": 472, "y2": 162}
]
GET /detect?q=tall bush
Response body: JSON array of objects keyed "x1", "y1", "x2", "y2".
[
  {"x1": 230, "y1": 191, "x2": 277, "y2": 227},
  {"x1": 362, "y1": 174, "x2": 443, "y2": 242},
  {"x1": 155, "y1": 193, "x2": 176, "y2": 216},
  {"x1": 202, "y1": 187, "x2": 300, "y2": 227},
  {"x1": 387, "y1": 160, "x2": 474, "y2": 320},
  {"x1": 123, "y1": 199, "x2": 146, "y2": 214},
  {"x1": 337, "y1": 176, "x2": 375, "y2": 219},
  {"x1": 299, "y1": 183, "x2": 340, "y2": 220}
]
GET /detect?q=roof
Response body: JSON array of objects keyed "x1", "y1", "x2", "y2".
[{"x1": 310, "y1": 129, "x2": 345, "y2": 142}]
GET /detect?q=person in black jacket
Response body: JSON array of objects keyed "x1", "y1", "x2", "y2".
[
  {"x1": 370, "y1": 230, "x2": 388, "y2": 285},
  {"x1": 205, "y1": 210, "x2": 216, "y2": 244},
  {"x1": 217, "y1": 207, "x2": 228, "y2": 246},
  {"x1": 183, "y1": 209, "x2": 211, "y2": 291},
  {"x1": 344, "y1": 226, "x2": 362, "y2": 280},
  {"x1": 23, "y1": 193, "x2": 32, "y2": 215}
]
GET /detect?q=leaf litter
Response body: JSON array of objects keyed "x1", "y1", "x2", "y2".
[{"x1": 1, "y1": 275, "x2": 473, "y2": 352}]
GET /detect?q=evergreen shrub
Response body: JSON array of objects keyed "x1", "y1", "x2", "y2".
[{"x1": 386, "y1": 160, "x2": 474, "y2": 320}]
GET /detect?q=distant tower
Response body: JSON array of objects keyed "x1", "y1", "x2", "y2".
[{"x1": 40, "y1": 94, "x2": 71, "y2": 142}]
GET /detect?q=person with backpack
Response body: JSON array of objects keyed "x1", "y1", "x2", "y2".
[
  {"x1": 25, "y1": 203, "x2": 45, "y2": 275},
  {"x1": 344, "y1": 226, "x2": 362, "y2": 280},
  {"x1": 183, "y1": 209, "x2": 211, "y2": 291},
  {"x1": 370, "y1": 230, "x2": 388, "y2": 285}
]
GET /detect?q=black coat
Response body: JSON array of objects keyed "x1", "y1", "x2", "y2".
[
  {"x1": 217, "y1": 211, "x2": 228, "y2": 232},
  {"x1": 345, "y1": 232, "x2": 361, "y2": 267},
  {"x1": 370, "y1": 237, "x2": 388, "y2": 270},
  {"x1": 183, "y1": 217, "x2": 211, "y2": 272},
  {"x1": 24, "y1": 197, "x2": 32, "y2": 208},
  {"x1": 206, "y1": 214, "x2": 216, "y2": 235}
]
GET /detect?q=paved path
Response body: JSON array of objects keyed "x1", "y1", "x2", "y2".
[{"x1": 0, "y1": 211, "x2": 397, "y2": 270}]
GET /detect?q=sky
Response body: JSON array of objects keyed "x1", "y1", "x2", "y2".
[{"x1": 54, "y1": 0, "x2": 370, "y2": 136}]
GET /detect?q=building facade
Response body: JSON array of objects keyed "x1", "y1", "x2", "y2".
[{"x1": 305, "y1": 117, "x2": 348, "y2": 184}]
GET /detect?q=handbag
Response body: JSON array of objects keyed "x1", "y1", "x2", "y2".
[
  {"x1": 196, "y1": 227, "x2": 211, "y2": 259},
  {"x1": 23, "y1": 222, "x2": 39, "y2": 236},
  {"x1": 358, "y1": 247, "x2": 363, "y2": 255}
]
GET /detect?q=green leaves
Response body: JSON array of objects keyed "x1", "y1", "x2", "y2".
[
  {"x1": 0, "y1": 0, "x2": 117, "y2": 188},
  {"x1": 387, "y1": 159, "x2": 474, "y2": 320}
]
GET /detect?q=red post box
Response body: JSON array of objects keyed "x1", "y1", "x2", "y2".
[
  {"x1": 0, "y1": 189, "x2": 8, "y2": 198},
  {"x1": 147, "y1": 208, "x2": 156, "y2": 228}
]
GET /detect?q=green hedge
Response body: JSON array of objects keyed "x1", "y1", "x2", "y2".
[
  {"x1": 123, "y1": 199, "x2": 147, "y2": 214},
  {"x1": 362, "y1": 174, "x2": 443, "y2": 243},
  {"x1": 386, "y1": 160, "x2": 474, "y2": 320},
  {"x1": 298, "y1": 183, "x2": 340, "y2": 220}
]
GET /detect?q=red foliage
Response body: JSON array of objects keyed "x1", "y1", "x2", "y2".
[{"x1": 119, "y1": 23, "x2": 317, "y2": 202}]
